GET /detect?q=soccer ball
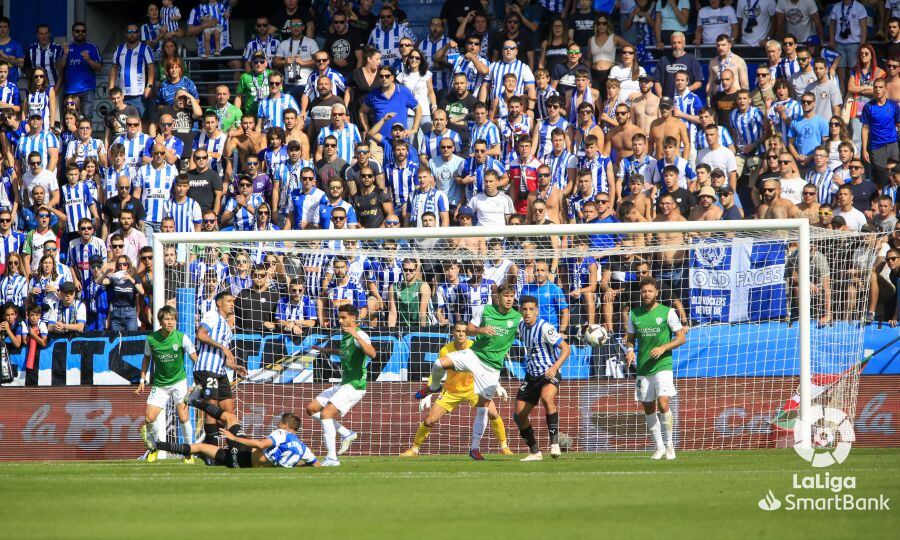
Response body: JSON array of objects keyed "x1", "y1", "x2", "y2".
[{"x1": 583, "y1": 324, "x2": 609, "y2": 346}]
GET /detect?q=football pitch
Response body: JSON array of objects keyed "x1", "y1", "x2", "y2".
[{"x1": 1, "y1": 449, "x2": 897, "y2": 540}]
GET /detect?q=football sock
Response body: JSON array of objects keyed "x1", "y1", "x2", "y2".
[
  {"x1": 311, "y1": 412, "x2": 322, "y2": 423},
  {"x1": 152, "y1": 416, "x2": 165, "y2": 445},
  {"x1": 646, "y1": 414, "x2": 664, "y2": 449},
  {"x1": 413, "y1": 422, "x2": 431, "y2": 448},
  {"x1": 546, "y1": 412, "x2": 559, "y2": 445},
  {"x1": 519, "y1": 425, "x2": 539, "y2": 454},
  {"x1": 658, "y1": 411, "x2": 674, "y2": 446},
  {"x1": 335, "y1": 422, "x2": 352, "y2": 438},
  {"x1": 471, "y1": 407, "x2": 488, "y2": 451},
  {"x1": 429, "y1": 360, "x2": 445, "y2": 392},
  {"x1": 228, "y1": 423, "x2": 246, "y2": 437},
  {"x1": 180, "y1": 420, "x2": 193, "y2": 444},
  {"x1": 322, "y1": 419, "x2": 338, "y2": 461},
  {"x1": 193, "y1": 400, "x2": 224, "y2": 419},
  {"x1": 203, "y1": 423, "x2": 218, "y2": 445},
  {"x1": 156, "y1": 441, "x2": 190, "y2": 456},
  {"x1": 490, "y1": 417, "x2": 507, "y2": 447}
]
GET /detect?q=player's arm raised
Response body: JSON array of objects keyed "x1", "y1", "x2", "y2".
[{"x1": 219, "y1": 428, "x2": 274, "y2": 450}]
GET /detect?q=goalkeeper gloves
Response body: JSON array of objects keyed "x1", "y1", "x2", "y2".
[
  {"x1": 418, "y1": 393, "x2": 433, "y2": 411},
  {"x1": 496, "y1": 385, "x2": 509, "y2": 401}
]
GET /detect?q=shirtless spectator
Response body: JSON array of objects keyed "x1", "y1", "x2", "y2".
[
  {"x1": 606, "y1": 104, "x2": 642, "y2": 165},
  {"x1": 223, "y1": 114, "x2": 267, "y2": 181},
  {"x1": 649, "y1": 97, "x2": 690, "y2": 160},
  {"x1": 629, "y1": 76, "x2": 660, "y2": 134},
  {"x1": 756, "y1": 178, "x2": 800, "y2": 219},
  {"x1": 688, "y1": 186, "x2": 723, "y2": 221}
]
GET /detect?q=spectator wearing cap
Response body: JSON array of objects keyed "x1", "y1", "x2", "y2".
[
  {"x1": 236, "y1": 51, "x2": 274, "y2": 117},
  {"x1": 359, "y1": 64, "x2": 421, "y2": 146},
  {"x1": 717, "y1": 184, "x2": 743, "y2": 220},
  {"x1": 650, "y1": 97, "x2": 692, "y2": 164},
  {"x1": 689, "y1": 186, "x2": 724, "y2": 221},
  {"x1": 50, "y1": 281, "x2": 86, "y2": 336},
  {"x1": 709, "y1": 167, "x2": 743, "y2": 212},
  {"x1": 861, "y1": 78, "x2": 900, "y2": 188}
]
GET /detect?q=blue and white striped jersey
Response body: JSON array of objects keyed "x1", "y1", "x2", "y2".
[
  {"x1": 729, "y1": 106, "x2": 765, "y2": 153},
  {"x1": 767, "y1": 99, "x2": 802, "y2": 142},
  {"x1": 225, "y1": 273, "x2": 252, "y2": 297},
  {"x1": 436, "y1": 281, "x2": 462, "y2": 323},
  {"x1": 563, "y1": 255, "x2": 597, "y2": 292},
  {"x1": 65, "y1": 138, "x2": 106, "y2": 169},
  {"x1": 0, "y1": 230, "x2": 24, "y2": 266},
  {"x1": 283, "y1": 186, "x2": 326, "y2": 228},
  {"x1": 0, "y1": 82, "x2": 20, "y2": 110},
  {"x1": 534, "y1": 117, "x2": 570, "y2": 158},
  {"x1": 384, "y1": 160, "x2": 419, "y2": 209},
  {"x1": 455, "y1": 156, "x2": 506, "y2": 199},
  {"x1": 487, "y1": 59, "x2": 535, "y2": 99},
  {"x1": 418, "y1": 129, "x2": 462, "y2": 161},
  {"x1": 368, "y1": 23, "x2": 416, "y2": 71},
  {"x1": 452, "y1": 54, "x2": 489, "y2": 94},
  {"x1": 567, "y1": 191, "x2": 598, "y2": 222},
  {"x1": 114, "y1": 133, "x2": 151, "y2": 167},
  {"x1": 160, "y1": 6, "x2": 182, "y2": 33},
  {"x1": 618, "y1": 154, "x2": 657, "y2": 188},
  {"x1": 468, "y1": 120, "x2": 501, "y2": 152},
  {"x1": 195, "y1": 309, "x2": 233, "y2": 375},
  {"x1": 518, "y1": 318, "x2": 564, "y2": 377},
  {"x1": 806, "y1": 169, "x2": 834, "y2": 205},
  {"x1": 655, "y1": 156, "x2": 697, "y2": 189},
  {"x1": 537, "y1": 0, "x2": 565, "y2": 13},
  {"x1": 67, "y1": 236, "x2": 106, "y2": 284},
  {"x1": 265, "y1": 429, "x2": 317, "y2": 467},
  {"x1": 418, "y1": 35, "x2": 451, "y2": 92},
  {"x1": 16, "y1": 131, "x2": 59, "y2": 169},
  {"x1": 259, "y1": 147, "x2": 289, "y2": 174},
  {"x1": 455, "y1": 280, "x2": 492, "y2": 322},
  {"x1": 141, "y1": 135, "x2": 184, "y2": 163},
  {"x1": 543, "y1": 149, "x2": 577, "y2": 191},
  {"x1": 694, "y1": 125, "x2": 734, "y2": 151},
  {"x1": 324, "y1": 277, "x2": 367, "y2": 314},
  {"x1": 579, "y1": 153, "x2": 613, "y2": 195},
  {"x1": 315, "y1": 199, "x2": 358, "y2": 229},
  {"x1": 164, "y1": 197, "x2": 202, "y2": 232},
  {"x1": 243, "y1": 36, "x2": 280, "y2": 63},
  {"x1": 305, "y1": 68, "x2": 347, "y2": 98},
  {"x1": 111, "y1": 42, "x2": 155, "y2": 97},
  {"x1": 303, "y1": 251, "x2": 332, "y2": 299},
  {"x1": 101, "y1": 164, "x2": 136, "y2": 199},
  {"x1": 27, "y1": 42, "x2": 64, "y2": 88},
  {"x1": 188, "y1": 2, "x2": 232, "y2": 56},
  {"x1": 776, "y1": 57, "x2": 800, "y2": 80},
  {"x1": 55, "y1": 299, "x2": 87, "y2": 326},
  {"x1": 673, "y1": 90, "x2": 704, "y2": 147},
  {"x1": 257, "y1": 93, "x2": 300, "y2": 131},
  {"x1": 0, "y1": 170, "x2": 14, "y2": 212},
  {"x1": 192, "y1": 131, "x2": 228, "y2": 175},
  {"x1": 368, "y1": 259, "x2": 403, "y2": 300},
  {"x1": 0, "y1": 274, "x2": 27, "y2": 306},
  {"x1": 408, "y1": 188, "x2": 448, "y2": 226},
  {"x1": 498, "y1": 116, "x2": 532, "y2": 165},
  {"x1": 135, "y1": 163, "x2": 178, "y2": 223},
  {"x1": 534, "y1": 85, "x2": 559, "y2": 121},
  {"x1": 60, "y1": 181, "x2": 95, "y2": 234},
  {"x1": 141, "y1": 21, "x2": 164, "y2": 58},
  {"x1": 224, "y1": 191, "x2": 265, "y2": 231},
  {"x1": 25, "y1": 89, "x2": 52, "y2": 128},
  {"x1": 276, "y1": 296, "x2": 316, "y2": 322},
  {"x1": 317, "y1": 123, "x2": 362, "y2": 163}
]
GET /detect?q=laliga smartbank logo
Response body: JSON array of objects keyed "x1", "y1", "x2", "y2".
[{"x1": 757, "y1": 406, "x2": 890, "y2": 512}]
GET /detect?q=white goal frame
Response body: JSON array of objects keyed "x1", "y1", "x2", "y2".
[{"x1": 153, "y1": 218, "x2": 813, "y2": 446}]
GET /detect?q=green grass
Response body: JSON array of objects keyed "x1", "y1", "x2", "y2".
[{"x1": 1, "y1": 450, "x2": 897, "y2": 539}]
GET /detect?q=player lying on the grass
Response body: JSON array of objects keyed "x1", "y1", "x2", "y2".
[
  {"x1": 146, "y1": 390, "x2": 320, "y2": 468},
  {"x1": 516, "y1": 296, "x2": 570, "y2": 461},
  {"x1": 305, "y1": 304, "x2": 376, "y2": 466},
  {"x1": 624, "y1": 276, "x2": 686, "y2": 460},
  {"x1": 402, "y1": 321, "x2": 513, "y2": 457},
  {"x1": 137, "y1": 306, "x2": 198, "y2": 463},
  {"x1": 416, "y1": 284, "x2": 522, "y2": 460}
]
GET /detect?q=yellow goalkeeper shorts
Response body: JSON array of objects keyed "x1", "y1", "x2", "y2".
[{"x1": 434, "y1": 389, "x2": 479, "y2": 413}]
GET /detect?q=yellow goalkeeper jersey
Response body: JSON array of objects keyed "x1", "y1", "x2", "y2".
[{"x1": 433, "y1": 340, "x2": 475, "y2": 394}]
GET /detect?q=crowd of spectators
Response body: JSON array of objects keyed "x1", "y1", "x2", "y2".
[{"x1": 0, "y1": 0, "x2": 898, "y2": 347}]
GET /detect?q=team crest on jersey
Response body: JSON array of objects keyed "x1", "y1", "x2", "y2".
[
  {"x1": 507, "y1": 320, "x2": 514, "y2": 328},
  {"x1": 173, "y1": 344, "x2": 180, "y2": 351},
  {"x1": 656, "y1": 317, "x2": 663, "y2": 325}
]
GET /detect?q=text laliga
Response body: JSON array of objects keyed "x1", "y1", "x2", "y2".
[{"x1": 22, "y1": 401, "x2": 144, "y2": 450}]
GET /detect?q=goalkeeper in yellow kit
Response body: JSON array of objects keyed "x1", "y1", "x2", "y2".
[{"x1": 401, "y1": 321, "x2": 513, "y2": 456}]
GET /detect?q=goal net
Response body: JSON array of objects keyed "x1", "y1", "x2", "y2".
[{"x1": 152, "y1": 221, "x2": 876, "y2": 455}]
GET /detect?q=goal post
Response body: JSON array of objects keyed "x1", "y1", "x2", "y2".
[{"x1": 151, "y1": 219, "x2": 873, "y2": 454}]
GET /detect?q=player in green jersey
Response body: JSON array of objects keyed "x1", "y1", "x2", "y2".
[
  {"x1": 624, "y1": 277, "x2": 687, "y2": 460},
  {"x1": 137, "y1": 306, "x2": 200, "y2": 463},
  {"x1": 416, "y1": 284, "x2": 522, "y2": 460},
  {"x1": 305, "y1": 304, "x2": 377, "y2": 466}
]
